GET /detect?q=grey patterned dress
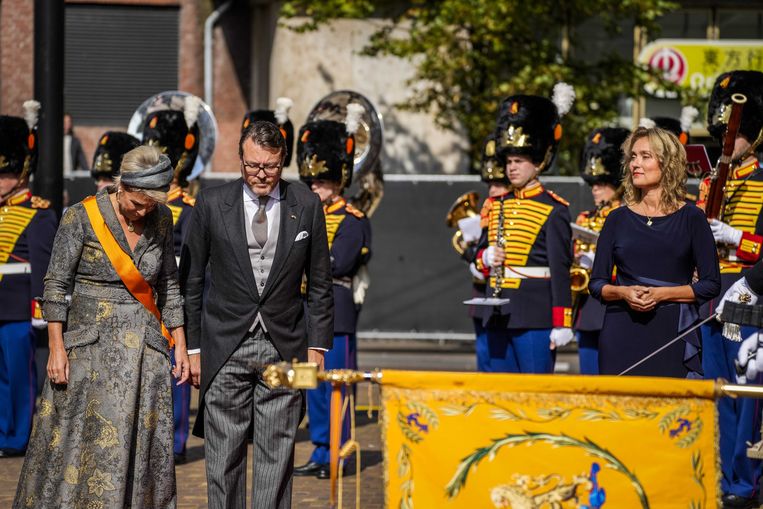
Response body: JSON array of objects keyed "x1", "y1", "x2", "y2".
[{"x1": 13, "y1": 188, "x2": 184, "y2": 509}]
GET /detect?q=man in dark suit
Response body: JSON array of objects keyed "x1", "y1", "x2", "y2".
[{"x1": 180, "y1": 120, "x2": 333, "y2": 509}]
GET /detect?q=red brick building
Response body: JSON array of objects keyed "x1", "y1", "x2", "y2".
[{"x1": 0, "y1": 0, "x2": 249, "y2": 172}]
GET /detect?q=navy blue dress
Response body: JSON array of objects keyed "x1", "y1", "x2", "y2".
[{"x1": 589, "y1": 205, "x2": 720, "y2": 377}]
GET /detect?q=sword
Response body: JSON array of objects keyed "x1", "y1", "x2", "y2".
[{"x1": 617, "y1": 314, "x2": 719, "y2": 376}]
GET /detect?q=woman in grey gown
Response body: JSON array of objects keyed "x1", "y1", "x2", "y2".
[{"x1": 14, "y1": 146, "x2": 190, "y2": 509}]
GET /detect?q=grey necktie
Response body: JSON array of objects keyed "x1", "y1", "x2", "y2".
[{"x1": 252, "y1": 195, "x2": 270, "y2": 246}]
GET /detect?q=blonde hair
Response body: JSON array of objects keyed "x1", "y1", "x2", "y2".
[
  {"x1": 621, "y1": 127, "x2": 686, "y2": 213},
  {"x1": 113, "y1": 145, "x2": 168, "y2": 204}
]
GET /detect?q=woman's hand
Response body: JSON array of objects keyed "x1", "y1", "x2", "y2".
[
  {"x1": 47, "y1": 344, "x2": 69, "y2": 385},
  {"x1": 173, "y1": 346, "x2": 190, "y2": 386},
  {"x1": 620, "y1": 285, "x2": 656, "y2": 312}
]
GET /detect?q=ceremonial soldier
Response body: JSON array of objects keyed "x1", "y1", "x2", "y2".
[
  {"x1": 699, "y1": 70, "x2": 763, "y2": 509},
  {"x1": 638, "y1": 105, "x2": 698, "y2": 146},
  {"x1": 461, "y1": 134, "x2": 510, "y2": 371},
  {"x1": 0, "y1": 101, "x2": 57, "y2": 456},
  {"x1": 294, "y1": 104, "x2": 371, "y2": 479},
  {"x1": 573, "y1": 127, "x2": 629, "y2": 374},
  {"x1": 472, "y1": 85, "x2": 575, "y2": 373},
  {"x1": 141, "y1": 96, "x2": 204, "y2": 463},
  {"x1": 90, "y1": 131, "x2": 140, "y2": 191}
]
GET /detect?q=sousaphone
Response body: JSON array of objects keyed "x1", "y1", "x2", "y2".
[
  {"x1": 127, "y1": 91, "x2": 219, "y2": 183},
  {"x1": 305, "y1": 90, "x2": 384, "y2": 217}
]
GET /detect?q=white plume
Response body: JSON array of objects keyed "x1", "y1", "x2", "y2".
[
  {"x1": 184, "y1": 95, "x2": 202, "y2": 129},
  {"x1": 22, "y1": 100, "x2": 41, "y2": 130},
  {"x1": 274, "y1": 97, "x2": 293, "y2": 125},
  {"x1": 680, "y1": 105, "x2": 699, "y2": 134},
  {"x1": 345, "y1": 103, "x2": 364, "y2": 135},
  {"x1": 551, "y1": 82, "x2": 575, "y2": 116},
  {"x1": 639, "y1": 117, "x2": 656, "y2": 129}
]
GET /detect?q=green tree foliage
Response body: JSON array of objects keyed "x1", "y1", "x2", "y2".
[{"x1": 281, "y1": 0, "x2": 681, "y2": 174}]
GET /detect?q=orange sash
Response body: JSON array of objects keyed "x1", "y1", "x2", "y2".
[{"x1": 82, "y1": 196, "x2": 174, "y2": 348}]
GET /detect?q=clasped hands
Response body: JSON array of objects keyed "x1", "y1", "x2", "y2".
[{"x1": 618, "y1": 285, "x2": 666, "y2": 312}]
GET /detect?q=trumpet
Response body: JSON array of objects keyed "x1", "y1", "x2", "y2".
[
  {"x1": 570, "y1": 266, "x2": 590, "y2": 294},
  {"x1": 445, "y1": 191, "x2": 480, "y2": 255}
]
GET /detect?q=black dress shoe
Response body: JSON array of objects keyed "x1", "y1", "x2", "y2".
[
  {"x1": 174, "y1": 452, "x2": 187, "y2": 465},
  {"x1": 722, "y1": 494, "x2": 758, "y2": 509},
  {"x1": 294, "y1": 461, "x2": 324, "y2": 476},
  {"x1": 317, "y1": 465, "x2": 349, "y2": 480},
  {"x1": 0, "y1": 449, "x2": 24, "y2": 458}
]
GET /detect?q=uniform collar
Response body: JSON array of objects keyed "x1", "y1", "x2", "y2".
[
  {"x1": 7, "y1": 189, "x2": 31, "y2": 206},
  {"x1": 733, "y1": 158, "x2": 760, "y2": 179},
  {"x1": 167, "y1": 186, "x2": 184, "y2": 203},
  {"x1": 325, "y1": 196, "x2": 346, "y2": 214},
  {"x1": 513, "y1": 180, "x2": 543, "y2": 199}
]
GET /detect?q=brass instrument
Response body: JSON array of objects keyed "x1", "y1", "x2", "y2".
[
  {"x1": 570, "y1": 266, "x2": 590, "y2": 294},
  {"x1": 445, "y1": 191, "x2": 480, "y2": 255},
  {"x1": 127, "y1": 91, "x2": 218, "y2": 181},
  {"x1": 305, "y1": 90, "x2": 384, "y2": 217}
]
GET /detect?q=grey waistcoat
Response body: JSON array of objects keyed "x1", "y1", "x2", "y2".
[{"x1": 245, "y1": 198, "x2": 281, "y2": 330}]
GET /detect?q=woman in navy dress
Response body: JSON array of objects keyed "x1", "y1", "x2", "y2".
[{"x1": 589, "y1": 127, "x2": 720, "y2": 377}]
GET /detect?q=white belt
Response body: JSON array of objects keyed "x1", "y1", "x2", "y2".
[
  {"x1": 0, "y1": 263, "x2": 31, "y2": 275},
  {"x1": 500, "y1": 266, "x2": 551, "y2": 279}
]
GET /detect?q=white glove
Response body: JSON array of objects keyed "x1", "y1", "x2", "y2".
[
  {"x1": 31, "y1": 317, "x2": 47, "y2": 330},
  {"x1": 709, "y1": 219, "x2": 743, "y2": 246},
  {"x1": 577, "y1": 250, "x2": 595, "y2": 270},
  {"x1": 736, "y1": 331, "x2": 763, "y2": 384},
  {"x1": 550, "y1": 327, "x2": 574, "y2": 349},
  {"x1": 483, "y1": 246, "x2": 497, "y2": 267},
  {"x1": 715, "y1": 277, "x2": 759, "y2": 316},
  {"x1": 469, "y1": 262, "x2": 486, "y2": 282}
]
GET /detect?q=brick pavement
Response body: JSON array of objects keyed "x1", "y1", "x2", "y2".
[{"x1": 0, "y1": 383, "x2": 385, "y2": 509}]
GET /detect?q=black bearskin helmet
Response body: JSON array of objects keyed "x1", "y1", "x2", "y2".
[
  {"x1": 297, "y1": 103, "x2": 362, "y2": 190},
  {"x1": 0, "y1": 101, "x2": 40, "y2": 177},
  {"x1": 142, "y1": 96, "x2": 201, "y2": 187},
  {"x1": 640, "y1": 106, "x2": 697, "y2": 145},
  {"x1": 707, "y1": 70, "x2": 763, "y2": 151},
  {"x1": 480, "y1": 132, "x2": 507, "y2": 184},
  {"x1": 580, "y1": 127, "x2": 630, "y2": 187},
  {"x1": 91, "y1": 132, "x2": 141, "y2": 180},
  {"x1": 494, "y1": 83, "x2": 574, "y2": 172},
  {"x1": 242, "y1": 98, "x2": 294, "y2": 166}
]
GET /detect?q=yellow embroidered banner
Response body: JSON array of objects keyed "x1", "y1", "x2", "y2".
[{"x1": 380, "y1": 371, "x2": 719, "y2": 509}]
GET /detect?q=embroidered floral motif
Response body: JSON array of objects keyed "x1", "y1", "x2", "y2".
[{"x1": 87, "y1": 469, "x2": 115, "y2": 497}]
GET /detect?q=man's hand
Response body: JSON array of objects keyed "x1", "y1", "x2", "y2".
[
  {"x1": 483, "y1": 246, "x2": 505, "y2": 268},
  {"x1": 549, "y1": 328, "x2": 574, "y2": 350},
  {"x1": 189, "y1": 353, "x2": 201, "y2": 389},
  {"x1": 308, "y1": 349, "x2": 325, "y2": 371},
  {"x1": 709, "y1": 219, "x2": 743, "y2": 246},
  {"x1": 736, "y1": 331, "x2": 763, "y2": 384},
  {"x1": 715, "y1": 277, "x2": 759, "y2": 316}
]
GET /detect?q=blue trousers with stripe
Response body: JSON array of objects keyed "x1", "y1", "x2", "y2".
[
  {"x1": 577, "y1": 330, "x2": 600, "y2": 375},
  {"x1": 701, "y1": 322, "x2": 762, "y2": 498},
  {"x1": 170, "y1": 348, "x2": 191, "y2": 456},
  {"x1": 474, "y1": 318, "x2": 490, "y2": 372},
  {"x1": 481, "y1": 328, "x2": 555, "y2": 374},
  {"x1": 307, "y1": 334, "x2": 357, "y2": 465},
  {"x1": 0, "y1": 321, "x2": 36, "y2": 453}
]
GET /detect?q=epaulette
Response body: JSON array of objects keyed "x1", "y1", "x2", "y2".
[
  {"x1": 546, "y1": 189, "x2": 569, "y2": 206},
  {"x1": 345, "y1": 203, "x2": 365, "y2": 218},
  {"x1": 182, "y1": 194, "x2": 196, "y2": 207},
  {"x1": 31, "y1": 196, "x2": 51, "y2": 209}
]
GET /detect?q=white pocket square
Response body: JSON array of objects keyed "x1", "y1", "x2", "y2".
[{"x1": 295, "y1": 231, "x2": 309, "y2": 241}]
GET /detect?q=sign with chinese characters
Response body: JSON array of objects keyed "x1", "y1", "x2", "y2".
[
  {"x1": 639, "y1": 39, "x2": 763, "y2": 97},
  {"x1": 381, "y1": 370, "x2": 719, "y2": 508}
]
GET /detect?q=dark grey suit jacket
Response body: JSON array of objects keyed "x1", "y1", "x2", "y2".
[{"x1": 179, "y1": 178, "x2": 334, "y2": 437}]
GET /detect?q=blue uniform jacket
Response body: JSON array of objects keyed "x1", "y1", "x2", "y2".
[
  {"x1": 325, "y1": 198, "x2": 371, "y2": 334},
  {"x1": 0, "y1": 191, "x2": 58, "y2": 321}
]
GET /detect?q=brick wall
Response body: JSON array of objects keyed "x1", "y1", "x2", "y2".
[{"x1": 0, "y1": 0, "x2": 245, "y2": 174}]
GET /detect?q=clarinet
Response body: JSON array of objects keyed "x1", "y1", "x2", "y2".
[{"x1": 492, "y1": 197, "x2": 506, "y2": 298}]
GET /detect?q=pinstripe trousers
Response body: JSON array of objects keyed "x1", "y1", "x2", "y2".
[{"x1": 204, "y1": 328, "x2": 303, "y2": 509}]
